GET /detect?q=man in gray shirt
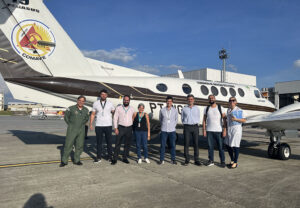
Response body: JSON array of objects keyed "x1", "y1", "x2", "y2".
[
  {"x1": 159, "y1": 96, "x2": 178, "y2": 165},
  {"x1": 181, "y1": 94, "x2": 201, "y2": 166}
]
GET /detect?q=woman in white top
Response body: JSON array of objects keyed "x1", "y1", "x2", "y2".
[{"x1": 225, "y1": 97, "x2": 246, "y2": 169}]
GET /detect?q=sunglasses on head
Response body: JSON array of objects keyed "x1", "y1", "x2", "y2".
[{"x1": 229, "y1": 99, "x2": 236, "y2": 102}]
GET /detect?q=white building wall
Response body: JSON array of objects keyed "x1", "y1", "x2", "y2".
[
  {"x1": 275, "y1": 80, "x2": 300, "y2": 94},
  {"x1": 226, "y1": 71, "x2": 256, "y2": 86},
  {"x1": 164, "y1": 68, "x2": 256, "y2": 86},
  {"x1": 0, "y1": 93, "x2": 3, "y2": 111},
  {"x1": 206, "y1": 68, "x2": 221, "y2": 82}
]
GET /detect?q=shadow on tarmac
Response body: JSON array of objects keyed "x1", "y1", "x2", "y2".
[
  {"x1": 8, "y1": 130, "x2": 300, "y2": 163},
  {"x1": 23, "y1": 193, "x2": 53, "y2": 208}
]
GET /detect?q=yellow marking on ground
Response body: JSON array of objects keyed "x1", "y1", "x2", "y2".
[
  {"x1": 0, "y1": 157, "x2": 93, "y2": 168},
  {"x1": 0, "y1": 48, "x2": 9, "y2": 53},
  {"x1": 100, "y1": 82, "x2": 123, "y2": 97},
  {"x1": 0, "y1": 57, "x2": 17, "y2": 64}
]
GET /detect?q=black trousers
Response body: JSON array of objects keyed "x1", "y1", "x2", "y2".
[
  {"x1": 113, "y1": 126, "x2": 132, "y2": 160},
  {"x1": 183, "y1": 125, "x2": 199, "y2": 162},
  {"x1": 95, "y1": 126, "x2": 113, "y2": 159}
]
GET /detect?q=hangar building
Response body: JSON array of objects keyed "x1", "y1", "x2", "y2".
[
  {"x1": 261, "y1": 80, "x2": 300, "y2": 109},
  {"x1": 164, "y1": 68, "x2": 256, "y2": 87}
]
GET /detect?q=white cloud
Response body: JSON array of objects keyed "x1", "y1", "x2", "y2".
[
  {"x1": 293, "y1": 59, "x2": 300, "y2": 68},
  {"x1": 159, "y1": 64, "x2": 185, "y2": 70},
  {"x1": 227, "y1": 64, "x2": 238, "y2": 72},
  {"x1": 82, "y1": 47, "x2": 136, "y2": 63},
  {"x1": 166, "y1": 64, "x2": 185, "y2": 70},
  {"x1": 135, "y1": 65, "x2": 160, "y2": 74}
]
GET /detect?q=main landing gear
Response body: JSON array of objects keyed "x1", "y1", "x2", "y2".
[{"x1": 268, "y1": 131, "x2": 291, "y2": 160}]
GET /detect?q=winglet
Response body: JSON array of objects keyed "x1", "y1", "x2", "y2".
[{"x1": 178, "y1": 70, "x2": 184, "y2": 79}]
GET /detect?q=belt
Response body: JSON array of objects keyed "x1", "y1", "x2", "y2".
[
  {"x1": 184, "y1": 124, "x2": 198, "y2": 126},
  {"x1": 118, "y1": 125, "x2": 132, "y2": 128}
]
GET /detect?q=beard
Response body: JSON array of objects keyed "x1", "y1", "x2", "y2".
[
  {"x1": 209, "y1": 101, "x2": 215, "y2": 104},
  {"x1": 123, "y1": 103, "x2": 129, "y2": 107}
]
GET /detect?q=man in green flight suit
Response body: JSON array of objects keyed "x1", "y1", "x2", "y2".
[{"x1": 60, "y1": 95, "x2": 90, "y2": 167}]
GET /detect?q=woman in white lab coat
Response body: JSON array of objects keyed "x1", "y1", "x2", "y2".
[{"x1": 225, "y1": 97, "x2": 246, "y2": 169}]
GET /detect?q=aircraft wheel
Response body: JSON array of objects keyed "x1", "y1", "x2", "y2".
[
  {"x1": 267, "y1": 142, "x2": 278, "y2": 158},
  {"x1": 278, "y1": 143, "x2": 291, "y2": 160}
]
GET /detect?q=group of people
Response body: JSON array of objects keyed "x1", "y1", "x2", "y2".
[{"x1": 60, "y1": 89, "x2": 246, "y2": 169}]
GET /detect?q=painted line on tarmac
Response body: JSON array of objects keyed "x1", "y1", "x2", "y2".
[{"x1": 0, "y1": 157, "x2": 93, "y2": 168}]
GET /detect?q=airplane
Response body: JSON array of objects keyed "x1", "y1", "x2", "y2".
[{"x1": 0, "y1": 0, "x2": 299, "y2": 160}]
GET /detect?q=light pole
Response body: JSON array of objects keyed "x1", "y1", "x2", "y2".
[{"x1": 219, "y1": 48, "x2": 228, "y2": 82}]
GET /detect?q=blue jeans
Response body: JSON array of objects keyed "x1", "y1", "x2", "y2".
[
  {"x1": 226, "y1": 145, "x2": 240, "y2": 163},
  {"x1": 134, "y1": 131, "x2": 148, "y2": 159},
  {"x1": 160, "y1": 131, "x2": 176, "y2": 161},
  {"x1": 207, "y1": 131, "x2": 225, "y2": 162}
]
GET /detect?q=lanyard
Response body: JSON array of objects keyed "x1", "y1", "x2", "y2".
[
  {"x1": 122, "y1": 105, "x2": 130, "y2": 114},
  {"x1": 100, "y1": 100, "x2": 106, "y2": 110},
  {"x1": 138, "y1": 112, "x2": 144, "y2": 123}
]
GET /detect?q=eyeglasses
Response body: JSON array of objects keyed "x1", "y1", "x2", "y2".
[{"x1": 229, "y1": 100, "x2": 236, "y2": 102}]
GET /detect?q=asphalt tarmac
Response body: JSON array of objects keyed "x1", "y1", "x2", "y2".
[{"x1": 0, "y1": 116, "x2": 299, "y2": 208}]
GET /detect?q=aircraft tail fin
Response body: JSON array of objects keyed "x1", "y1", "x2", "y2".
[{"x1": 0, "y1": 0, "x2": 95, "y2": 79}]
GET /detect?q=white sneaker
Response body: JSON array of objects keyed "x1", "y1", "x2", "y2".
[
  {"x1": 137, "y1": 159, "x2": 142, "y2": 164},
  {"x1": 94, "y1": 159, "x2": 101, "y2": 164},
  {"x1": 144, "y1": 158, "x2": 150, "y2": 164}
]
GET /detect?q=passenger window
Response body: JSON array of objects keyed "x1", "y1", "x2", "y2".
[
  {"x1": 211, "y1": 86, "x2": 219, "y2": 96},
  {"x1": 254, "y1": 90, "x2": 260, "y2": 98},
  {"x1": 229, "y1": 88, "x2": 236, "y2": 97},
  {"x1": 182, "y1": 84, "x2": 192, "y2": 94},
  {"x1": 220, "y1": 87, "x2": 228, "y2": 96},
  {"x1": 201, "y1": 85, "x2": 209, "y2": 95},
  {"x1": 156, "y1": 83, "x2": 168, "y2": 92},
  {"x1": 238, "y1": 88, "x2": 245, "y2": 97}
]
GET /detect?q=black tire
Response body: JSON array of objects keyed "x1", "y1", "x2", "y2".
[
  {"x1": 278, "y1": 143, "x2": 291, "y2": 160},
  {"x1": 268, "y1": 142, "x2": 278, "y2": 158}
]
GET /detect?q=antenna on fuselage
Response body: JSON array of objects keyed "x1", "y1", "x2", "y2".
[{"x1": 177, "y1": 70, "x2": 184, "y2": 79}]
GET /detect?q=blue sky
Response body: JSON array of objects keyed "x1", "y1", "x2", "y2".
[
  {"x1": 43, "y1": 0, "x2": 300, "y2": 89},
  {"x1": 1, "y1": 0, "x2": 300, "y2": 101}
]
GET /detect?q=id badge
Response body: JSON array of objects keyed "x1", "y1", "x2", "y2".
[
  {"x1": 138, "y1": 123, "x2": 141, "y2": 128},
  {"x1": 167, "y1": 119, "x2": 170, "y2": 124}
]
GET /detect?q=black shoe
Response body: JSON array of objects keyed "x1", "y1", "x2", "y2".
[
  {"x1": 94, "y1": 158, "x2": 101, "y2": 163},
  {"x1": 183, "y1": 160, "x2": 189, "y2": 166},
  {"x1": 206, "y1": 160, "x2": 214, "y2": 167},
  {"x1": 220, "y1": 162, "x2": 226, "y2": 168},
  {"x1": 195, "y1": 161, "x2": 202, "y2": 166},
  {"x1": 226, "y1": 161, "x2": 234, "y2": 168},
  {"x1": 122, "y1": 158, "x2": 130, "y2": 164},
  {"x1": 111, "y1": 159, "x2": 117, "y2": 165},
  {"x1": 59, "y1": 162, "x2": 67, "y2": 167},
  {"x1": 171, "y1": 160, "x2": 177, "y2": 165},
  {"x1": 158, "y1": 160, "x2": 164, "y2": 165},
  {"x1": 74, "y1": 161, "x2": 83, "y2": 166}
]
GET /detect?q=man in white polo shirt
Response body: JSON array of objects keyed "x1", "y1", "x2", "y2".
[{"x1": 90, "y1": 89, "x2": 115, "y2": 163}]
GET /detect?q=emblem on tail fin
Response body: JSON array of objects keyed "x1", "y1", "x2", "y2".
[{"x1": 11, "y1": 19, "x2": 56, "y2": 60}]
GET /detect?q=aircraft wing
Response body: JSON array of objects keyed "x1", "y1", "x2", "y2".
[{"x1": 246, "y1": 111, "x2": 300, "y2": 131}]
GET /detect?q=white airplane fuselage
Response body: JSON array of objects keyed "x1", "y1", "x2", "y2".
[{"x1": 0, "y1": 0, "x2": 275, "y2": 125}]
